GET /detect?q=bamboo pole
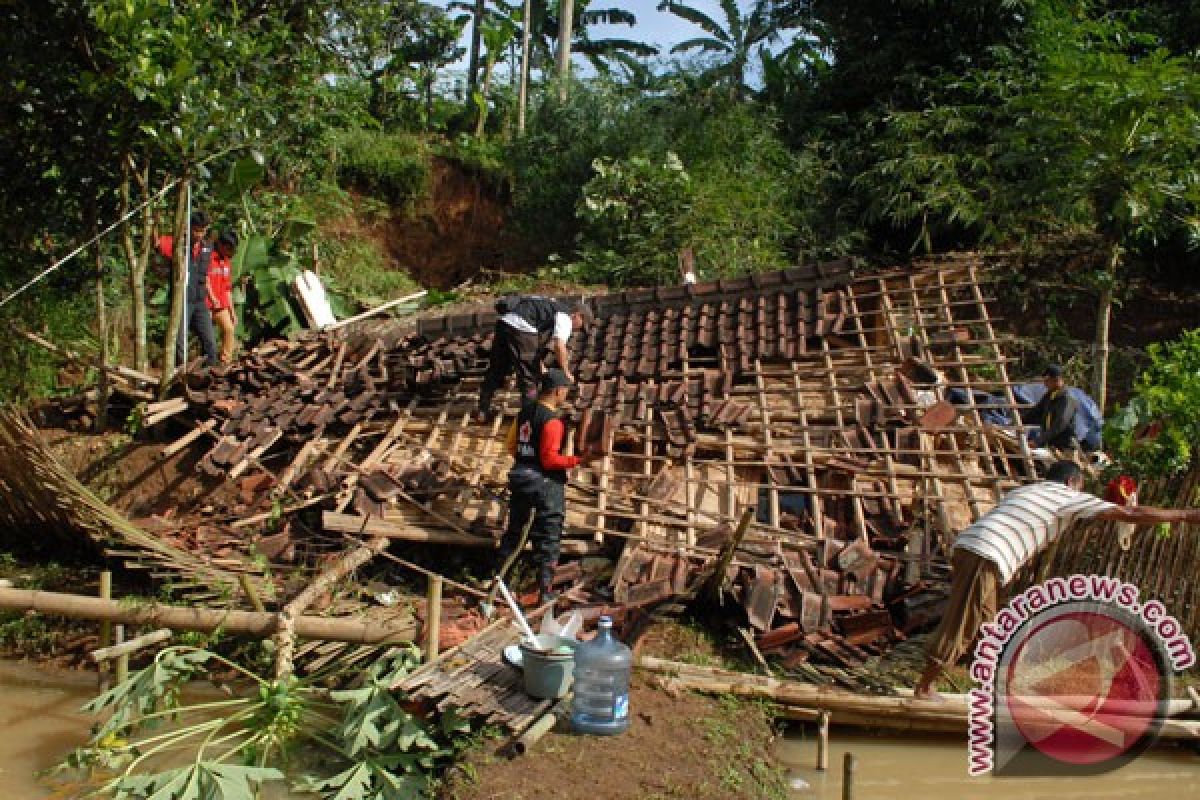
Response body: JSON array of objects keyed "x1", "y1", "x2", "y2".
[
  {"x1": 0, "y1": 587, "x2": 416, "y2": 644},
  {"x1": 817, "y1": 710, "x2": 830, "y2": 771},
  {"x1": 425, "y1": 575, "x2": 442, "y2": 663},
  {"x1": 90, "y1": 628, "x2": 173, "y2": 663},
  {"x1": 323, "y1": 290, "x2": 427, "y2": 331},
  {"x1": 98, "y1": 571, "x2": 112, "y2": 689}
]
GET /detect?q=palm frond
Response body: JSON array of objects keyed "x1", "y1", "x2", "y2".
[
  {"x1": 670, "y1": 36, "x2": 731, "y2": 56},
  {"x1": 659, "y1": 2, "x2": 732, "y2": 45},
  {"x1": 579, "y1": 8, "x2": 638, "y2": 27},
  {"x1": 577, "y1": 38, "x2": 661, "y2": 58}
]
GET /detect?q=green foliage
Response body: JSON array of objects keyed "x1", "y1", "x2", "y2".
[
  {"x1": 577, "y1": 152, "x2": 692, "y2": 286},
  {"x1": 849, "y1": 103, "x2": 996, "y2": 254},
  {"x1": 321, "y1": 238, "x2": 420, "y2": 310},
  {"x1": 335, "y1": 130, "x2": 431, "y2": 204},
  {"x1": 678, "y1": 106, "x2": 813, "y2": 272},
  {"x1": 1000, "y1": 7, "x2": 1200, "y2": 249},
  {"x1": 513, "y1": 83, "x2": 816, "y2": 280},
  {"x1": 63, "y1": 644, "x2": 461, "y2": 800},
  {"x1": 434, "y1": 135, "x2": 510, "y2": 187},
  {"x1": 1105, "y1": 328, "x2": 1200, "y2": 478}
]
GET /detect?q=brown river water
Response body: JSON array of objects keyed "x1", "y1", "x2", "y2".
[
  {"x1": 776, "y1": 726, "x2": 1200, "y2": 799},
  {"x1": 3, "y1": 660, "x2": 1197, "y2": 798}
]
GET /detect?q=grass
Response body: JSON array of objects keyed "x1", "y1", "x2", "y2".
[{"x1": 695, "y1": 693, "x2": 790, "y2": 800}]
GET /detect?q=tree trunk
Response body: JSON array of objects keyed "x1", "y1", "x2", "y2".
[
  {"x1": 119, "y1": 158, "x2": 153, "y2": 374},
  {"x1": 1091, "y1": 241, "x2": 1121, "y2": 414},
  {"x1": 273, "y1": 535, "x2": 390, "y2": 681},
  {"x1": 474, "y1": 54, "x2": 497, "y2": 137},
  {"x1": 517, "y1": 0, "x2": 533, "y2": 133},
  {"x1": 556, "y1": 0, "x2": 575, "y2": 102},
  {"x1": 161, "y1": 175, "x2": 189, "y2": 394},
  {"x1": 92, "y1": 215, "x2": 110, "y2": 432},
  {"x1": 467, "y1": 0, "x2": 486, "y2": 96}
]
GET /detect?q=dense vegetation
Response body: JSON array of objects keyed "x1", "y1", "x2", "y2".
[{"x1": 1, "y1": 0, "x2": 1199, "y2": 452}]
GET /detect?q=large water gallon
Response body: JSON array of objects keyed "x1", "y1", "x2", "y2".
[{"x1": 570, "y1": 615, "x2": 632, "y2": 735}]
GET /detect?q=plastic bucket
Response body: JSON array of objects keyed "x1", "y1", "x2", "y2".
[{"x1": 519, "y1": 635, "x2": 576, "y2": 700}]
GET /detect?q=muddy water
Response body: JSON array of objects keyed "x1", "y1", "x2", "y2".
[
  {"x1": 0, "y1": 660, "x2": 302, "y2": 799},
  {"x1": 777, "y1": 728, "x2": 1199, "y2": 799},
  {"x1": 0, "y1": 660, "x2": 97, "y2": 798}
]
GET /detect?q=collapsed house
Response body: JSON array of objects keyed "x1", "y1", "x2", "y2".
[{"x1": 1, "y1": 253, "x2": 1053, "y2": 727}]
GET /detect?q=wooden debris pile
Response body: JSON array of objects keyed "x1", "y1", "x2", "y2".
[{"x1": 14, "y1": 253, "x2": 1033, "y2": 688}]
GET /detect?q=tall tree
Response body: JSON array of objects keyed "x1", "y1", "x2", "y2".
[{"x1": 1000, "y1": 6, "x2": 1200, "y2": 411}]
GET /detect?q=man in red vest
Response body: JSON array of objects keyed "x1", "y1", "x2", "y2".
[{"x1": 500, "y1": 369, "x2": 599, "y2": 604}]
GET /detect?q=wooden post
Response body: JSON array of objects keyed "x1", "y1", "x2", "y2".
[
  {"x1": 842, "y1": 752, "x2": 856, "y2": 800},
  {"x1": 98, "y1": 571, "x2": 112, "y2": 689},
  {"x1": 114, "y1": 624, "x2": 129, "y2": 683},
  {"x1": 425, "y1": 575, "x2": 443, "y2": 663},
  {"x1": 817, "y1": 710, "x2": 831, "y2": 771}
]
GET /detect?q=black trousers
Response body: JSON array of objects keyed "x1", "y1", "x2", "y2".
[
  {"x1": 478, "y1": 322, "x2": 541, "y2": 412},
  {"x1": 498, "y1": 477, "x2": 564, "y2": 590},
  {"x1": 176, "y1": 300, "x2": 218, "y2": 367}
]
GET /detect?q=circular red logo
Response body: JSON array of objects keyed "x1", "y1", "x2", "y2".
[{"x1": 1004, "y1": 608, "x2": 1164, "y2": 767}]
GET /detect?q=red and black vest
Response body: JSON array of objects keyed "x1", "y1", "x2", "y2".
[{"x1": 514, "y1": 401, "x2": 568, "y2": 484}]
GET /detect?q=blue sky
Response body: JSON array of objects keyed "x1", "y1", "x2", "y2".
[{"x1": 434, "y1": 0, "x2": 734, "y2": 64}]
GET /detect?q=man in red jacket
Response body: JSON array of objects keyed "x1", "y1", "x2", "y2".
[
  {"x1": 500, "y1": 369, "x2": 599, "y2": 603},
  {"x1": 210, "y1": 231, "x2": 238, "y2": 364},
  {"x1": 158, "y1": 210, "x2": 218, "y2": 366}
]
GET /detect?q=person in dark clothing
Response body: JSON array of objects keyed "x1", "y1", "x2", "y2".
[
  {"x1": 1020, "y1": 364, "x2": 1080, "y2": 449},
  {"x1": 158, "y1": 210, "x2": 218, "y2": 367},
  {"x1": 498, "y1": 369, "x2": 599, "y2": 604},
  {"x1": 476, "y1": 296, "x2": 593, "y2": 421}
]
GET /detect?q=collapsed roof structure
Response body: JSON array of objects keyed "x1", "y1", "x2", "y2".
[{"x1": 1, "y1": 252, "x2": 1048, "y2": 727}]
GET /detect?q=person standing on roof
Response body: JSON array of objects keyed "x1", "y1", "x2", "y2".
[
  {"x1": 499, "y1": 369, "x2": 599, "y2": 605},
  {"x1": 476, "y1": 296, "x2": 593, "y2": 422},
  {"x1": 914, "y1": 460, "x2": 1200, "y2": 700},
  {"x1": 209, "y1": 231, "x2": 238, "y2": 365},
  {"x1": 1021, "y1": 364, "x2": 1080, "y2": 450},
  {"x1": 158, "y1": 210, "x2": 218, "y2": 367}
]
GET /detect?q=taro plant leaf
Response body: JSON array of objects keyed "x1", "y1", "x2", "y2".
[{"x1": 112, "y1": 762, "x2": 283, "y2": 800}]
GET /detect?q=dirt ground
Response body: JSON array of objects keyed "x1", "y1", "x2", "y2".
[{"x1": 438, "y1": 621, "x2": 789, "y2": 800}]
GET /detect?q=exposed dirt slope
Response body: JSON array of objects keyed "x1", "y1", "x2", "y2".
[{"x1": 386, "y1": 158, "x2": 528, "y2": 290}]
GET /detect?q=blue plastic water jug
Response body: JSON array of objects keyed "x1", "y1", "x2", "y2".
[{"x1": 570, "y1": 615, "x2": 632, "y2": 735}]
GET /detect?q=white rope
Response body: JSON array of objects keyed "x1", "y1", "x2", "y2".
[{"x1": 0, "y1": 178, "x2": 180, "y2": 312}]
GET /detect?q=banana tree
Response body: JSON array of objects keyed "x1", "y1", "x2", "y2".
[
  {"x1": 475, "y1": 15, "x2": 519, "y2": 134},
  {"x1": 658, "y1": 0, "x2": 802, "y2": 100},
  {"x1": 486, "y1": 0, "x2": 658, "y2": 76}
]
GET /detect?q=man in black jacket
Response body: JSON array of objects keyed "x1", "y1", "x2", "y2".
[
  {"x1": 159, "y1": 210, "x2": 218, "y2": 367},
  {"x1": 476, "y1": 296, "x2": 592, "y2": 420},
  {"x1": 1021, "y1": 365, "x2": 1080, "y2": 450}
]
